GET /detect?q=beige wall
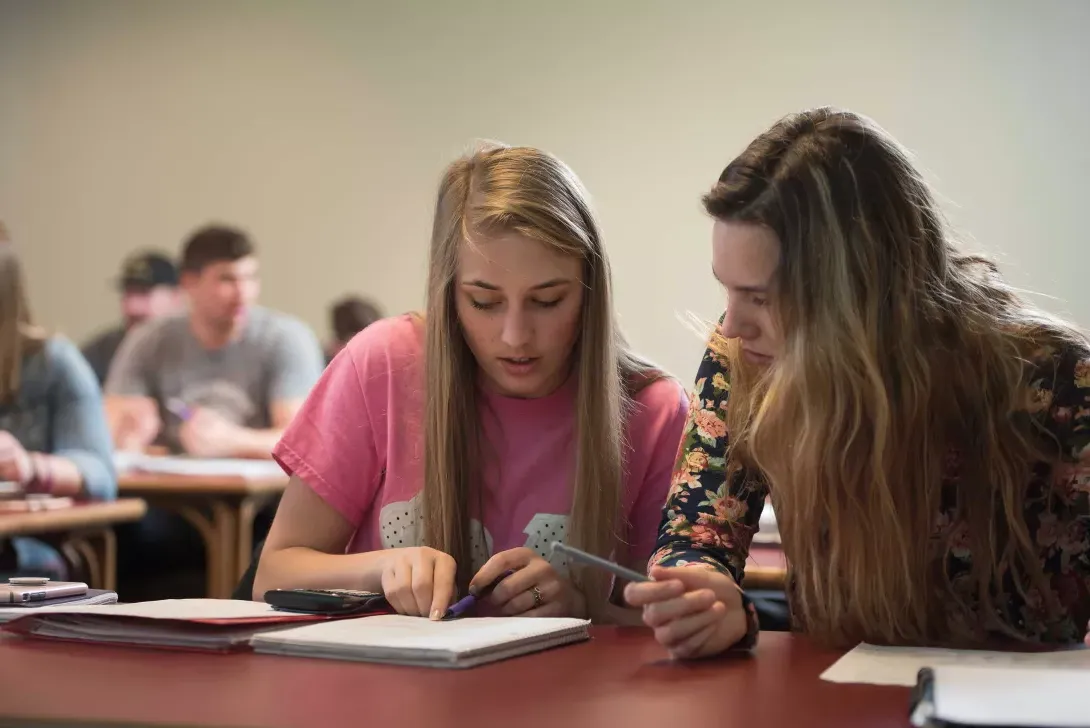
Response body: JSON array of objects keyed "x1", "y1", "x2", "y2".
[{"x1": 1, "y1": 0, "x2": 1087, "y2": 380}]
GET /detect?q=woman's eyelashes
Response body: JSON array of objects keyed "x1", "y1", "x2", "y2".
[
  {"x1": 724, "y1": 290, "x2": 768, "y2": 308},
  {"x1": 469, "y1": 298, "x2": 498, "y2": 311},
  {"x1": 468, "y1": 297, "x2": 563, "y2": 311}
]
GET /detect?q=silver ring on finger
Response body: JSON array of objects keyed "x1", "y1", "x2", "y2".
[{"x1": 531, "y1": 585, "x2": 543, "y2": 608}]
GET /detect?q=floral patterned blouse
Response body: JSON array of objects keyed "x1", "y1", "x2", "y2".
[{"x1": 651, "y1": 330, "x2": 1090, "y2": 648}]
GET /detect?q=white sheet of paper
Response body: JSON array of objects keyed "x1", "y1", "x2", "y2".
[
  {"x1": 924, "y1": 664, "x2": 1090, "y2": 727},
  {"x1": 753, "y1": 502, "x2": 780, "y2": 544},
  {"x1": 262, "y1": 614, "x2": 588, "y2": 649},
  {"x1": 257, "y1": 614, "x2": 588, "y2": 651},
  {"x1": 822, "y1": 642, "x2": 1090, "y2": 686},
  {"x1": 113, "y1": 453, "x2": 284, "y2": 479},
  {"x1": 13, "y1": 598, "x2": 285, "y2": 620}
]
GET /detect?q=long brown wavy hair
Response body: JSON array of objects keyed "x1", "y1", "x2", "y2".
[
  {"x1": 705, "y1": 107, "x2": 1086, "y2": 646},
  {"x1": 422, "y1": 143, "x2": 664, "y2": 618},
  {"x1": 0, "y1": 222, "x2": 47, "y2": 406}
]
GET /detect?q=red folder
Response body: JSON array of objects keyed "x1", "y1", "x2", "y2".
[{"x1": 2, "y1": 598, "x2": 389, "y2": 653}]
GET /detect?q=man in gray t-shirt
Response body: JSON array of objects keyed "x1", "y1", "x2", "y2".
[{"x1": 105, "y1": 224, "x2": 324, "y2": 459}]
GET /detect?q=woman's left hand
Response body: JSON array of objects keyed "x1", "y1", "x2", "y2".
[
  {"x1": 470, "y1": 547, "x2": 584, "y2": 618},
  {"x1": 0, "y1": 431, "x2": 33, "y2": 486}
]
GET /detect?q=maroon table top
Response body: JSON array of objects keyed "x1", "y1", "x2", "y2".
[{"x1": 0, "y1": 627, "x2": 910, "y2": 728}]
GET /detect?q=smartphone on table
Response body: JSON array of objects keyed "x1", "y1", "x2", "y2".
[
  {"x1": 264, "y1": 588, "x2": 389, "y2": 615},
  {"x1": 0, "y1": 577, "x2": 88, "y2": 604}
]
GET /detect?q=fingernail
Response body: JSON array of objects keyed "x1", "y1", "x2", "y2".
[{"x1": 430, "y1": 609, "x2": 443, "y2": 621}]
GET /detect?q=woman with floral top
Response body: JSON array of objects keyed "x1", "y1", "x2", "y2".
[{"x1": 625, "y1": 107, "x2": 1090, "y2": 658}]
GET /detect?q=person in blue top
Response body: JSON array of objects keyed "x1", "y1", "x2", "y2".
[{"x1": 0, "y1": 223, "x2": 116, "y2": 576}]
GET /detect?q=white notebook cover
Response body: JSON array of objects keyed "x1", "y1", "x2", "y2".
[
  {"x1": 250, "y1": 615, "x2": 591, "y2": 668},
  {"x1": 913, "y1": 664, "x2": 1090, "y2": 727}
]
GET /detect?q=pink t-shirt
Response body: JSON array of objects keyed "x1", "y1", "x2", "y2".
[{"x1": 272, "y1": 314, "x2": 688, "y2": 574}]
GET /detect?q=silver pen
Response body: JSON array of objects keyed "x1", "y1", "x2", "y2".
[{"x1": 550, "y1": 541, "x2": 651, "y2": 583}]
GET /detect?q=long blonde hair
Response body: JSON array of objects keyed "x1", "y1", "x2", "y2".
[
  {"x1": 422, "y1": 143, "x2": 662, "y2": 616},
  {"x1": 0, "y1": 222, "x2": 46, "y2": 406},
  {"x1": 705, "y1": 108, "x2": 1087, "y2": 646}
]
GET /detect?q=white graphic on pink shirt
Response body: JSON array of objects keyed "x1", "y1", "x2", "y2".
[
  {"x1": 377, "y1": 494, "x2": 569, "y2": 574},
  {"x1": 523, "y1": 514, "x2": 569, "y2": 572}
]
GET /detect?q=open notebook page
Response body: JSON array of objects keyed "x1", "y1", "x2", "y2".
[
  {"x1": 916, "y1": 665, "x2": 1090, "y2": 728},
  {"x1": 257, "y1": 614, "x2": 589, "y2": 651},
  {"x1": 822, "y1": 641, "x2": 1090, "y2": 686},
  {"x1": 251, "y1": 614, "x2": 590, "y2": 667},
  {"x1": 113, "y1": 453, "x2": 285, "y2": 479}
]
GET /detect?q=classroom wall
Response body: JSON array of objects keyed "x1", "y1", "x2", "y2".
[{"x1": 1, "y1": 0, "x2": 1087, "y2": 381}]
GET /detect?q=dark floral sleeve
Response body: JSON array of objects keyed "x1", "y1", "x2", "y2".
[
  {"x1": 649, "y1": 331, "x2": 768, "y2": 648},
  {"x1": 1036, "y1": 345, "x2": 1090, "y2": 640}
]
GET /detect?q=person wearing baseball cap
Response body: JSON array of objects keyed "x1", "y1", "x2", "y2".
[{"x1": 81, "y1": 251, "x2": 181, "y2": 385}]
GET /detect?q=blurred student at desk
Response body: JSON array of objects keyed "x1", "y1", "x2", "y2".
[
  {"x1": 325, "y1": 295, "x2": 383, "y2": 364},
  {"x1": 103, "y1": 224, "x2": 324, "y2": 459},
  {"x1": 81, "y1": 251, "x2": 182, "y2": 386},
  {"x1": 0, "y1": 224, "x2": 116, "y2": 577},
  {"x1": 102, "y1": 224, "x2": 323, "y2": 599}
]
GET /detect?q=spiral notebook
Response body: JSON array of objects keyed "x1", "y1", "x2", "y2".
[
  {"x1": 910, "y1": 664, "x2": 1090, "y2": 727},
  {"x1": 250, "y1": 614, "x2": 591, "y2": 668}
]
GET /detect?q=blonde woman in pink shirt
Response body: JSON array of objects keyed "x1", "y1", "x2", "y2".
[{"x1": 254, "y1": 144, "x2": 687, "y2": 622}]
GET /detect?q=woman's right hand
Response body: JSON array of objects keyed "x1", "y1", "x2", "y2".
[
  {"x1": 624, "y1": 564, "x2": 749, "y2": 659},
  {"x1": 379, "y1": 547, "x2": 457, "y2": 620}
]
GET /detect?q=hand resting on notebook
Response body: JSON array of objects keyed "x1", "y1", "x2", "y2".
[
  {"x1": 381, "y1": 546, "x2": 583, "y2": 620},
  {"x1": 378, "y1": 547, "x2": 457, "y2": 620},
  {"x1": 470, "y1": 547, "x2": 584, "y2": 619},
  {"x1": 0, "y1": 431, "x2": 33, "y2": 485}
]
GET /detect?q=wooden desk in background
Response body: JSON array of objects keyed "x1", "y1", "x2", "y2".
[
  {"x1": 0, "y1": 499, "x2": 147, "y2": 591},
  {"x1": 0, "y1": 629, "x2": 907, "y2": 728},
  {"x1": 745, "y1": 544, "x2": 788, "y2": 590},
  {"x1": 118, "y1": 473, "x2": 288, "y2": 599}
]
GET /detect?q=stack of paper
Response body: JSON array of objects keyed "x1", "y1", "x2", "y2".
[
  {"x1": 753, "y1": 499, "x2": 780, "y2": 544},
  {"x1": 0, "y1": 495, "x2": 74, "y2": 513},
  {"x1": 113, "y1": 453, "x2": 285, "y2": 479},
  {"x1": 821, "y1": 641, "x2": 1090, "y2": 686},
  {"x1": 2, "y1": 599, "x2": 336, "y2": 652},
  {"x1": 251, "y1": 614, "x2": 591, "y2": 668}
]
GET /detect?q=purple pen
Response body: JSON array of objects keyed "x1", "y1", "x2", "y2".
[
  {"x1": 166, "y1": 397, "x2": 194, "y2": 421},
  {"x1": 442, "y1": 569, "x2": 515, "y2": 620}
]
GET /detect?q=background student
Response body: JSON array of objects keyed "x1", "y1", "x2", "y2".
[
  {"x1": 254, "y1": 144, "x2": 688, "y2": 621},
  {"x1": 103, "y1": 223, "x2": 325, "y2": 600},
  {"x1": 626, "y1": 107, "x2": 1090, "y2": 658},
  {"x1": 0, "y1": 224, "x2": 116, "y2": 577},
  {"x1": 81, "y1": 251, "x2": 182, "y2": 386},
  {"x1": 104, "y1": 224, "x2": 325, "y2": 459},
  {"x1": 325, "y1": 295, "x2": 383, "y2": 363}
]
